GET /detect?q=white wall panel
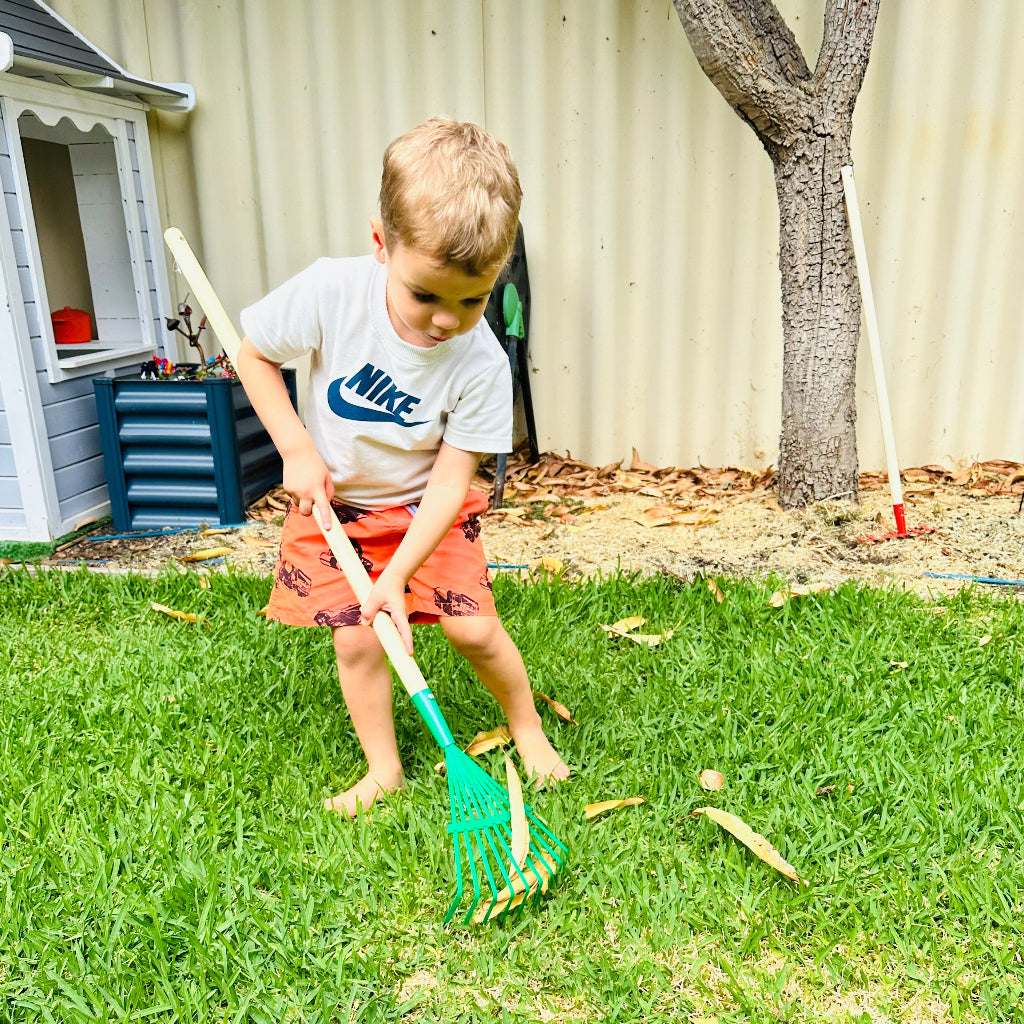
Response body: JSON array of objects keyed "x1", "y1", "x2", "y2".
[{"x1": 46, "y1": 0, "x2": 1024, "y2": 471}]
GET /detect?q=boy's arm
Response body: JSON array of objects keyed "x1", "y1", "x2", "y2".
[
  {"x1": 359, "y1": 441, "x2": 481, "y2": 653},
  {"x1": 237, "y1": 338, "x2": 334, "y2": 525}
]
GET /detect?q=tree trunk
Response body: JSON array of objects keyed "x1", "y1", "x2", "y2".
[{"x1": 672, "y1": 0, "x2": 880, "y2": 507}]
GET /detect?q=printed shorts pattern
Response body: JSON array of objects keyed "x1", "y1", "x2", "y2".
[{"x1": 266, "y1": 489, "x2": 495, "y2": 628}]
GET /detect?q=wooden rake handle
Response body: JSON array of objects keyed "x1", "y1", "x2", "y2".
[
  {"x1": 161, "y1": 227, "x2": 434, "y2": 703},
  {"x1": 312, "y1": 506, "x2": 431, "y2": 701}
]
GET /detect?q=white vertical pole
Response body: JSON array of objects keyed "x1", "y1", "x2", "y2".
[{"x1": 841, "y1": 164, "x2": 907, "y2": 536}]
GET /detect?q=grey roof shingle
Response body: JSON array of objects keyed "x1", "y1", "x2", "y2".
[{"x1": 0, "y1": 0, "x2": 192, "y2": 108}]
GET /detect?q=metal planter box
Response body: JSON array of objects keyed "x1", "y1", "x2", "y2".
[{"x1": 93, "y1": 370, "x2": 296, "y2": 532}]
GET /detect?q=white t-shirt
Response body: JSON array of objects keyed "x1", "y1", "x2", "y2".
[{"x1": 240, "y1": 255, "x2": 512, "y2": 509}]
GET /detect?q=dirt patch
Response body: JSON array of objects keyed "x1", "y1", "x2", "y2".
[{"x1": 47, "y1": 453, "x2": 1024, "y2": 598}]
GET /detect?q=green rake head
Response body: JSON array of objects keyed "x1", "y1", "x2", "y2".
[{"x1": 442, "y1": 745, "x2": 568, "y2": 925}]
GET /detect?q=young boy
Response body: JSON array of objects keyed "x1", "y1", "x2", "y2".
[{"x1": 237, "y1": 117, "x2": 569, "y2": 816}]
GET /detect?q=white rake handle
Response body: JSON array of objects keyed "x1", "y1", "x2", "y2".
[
  {"x1": 841, "y1": 166, "x2": 907, "y2": 530},
  {"x1": 312, "y1": 505, "x2": 431, "y2": 700},
  {"x1": 164, "y1": 227, "x2": 242, "y2": 366},
  {"x1": 161, "y1": 226, "x2": 430, "y2": 700}
]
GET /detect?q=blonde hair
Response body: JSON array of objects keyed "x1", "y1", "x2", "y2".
[{"x1": 379, "y1": 116, "x2": 522, "y2": 276}]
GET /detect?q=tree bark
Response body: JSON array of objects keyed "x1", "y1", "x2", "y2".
[{"x1": 672, "y1": 0, "x2": 880, "y2": 507}]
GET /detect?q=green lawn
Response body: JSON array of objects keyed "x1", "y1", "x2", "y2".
[{"x1": 1, "y1": 567, "x2": 1021, "y2": 1023}]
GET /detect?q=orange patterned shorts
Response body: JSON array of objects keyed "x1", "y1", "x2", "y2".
[{"x1": 266, "y1": 489, "x2": 496, "y2": 628}]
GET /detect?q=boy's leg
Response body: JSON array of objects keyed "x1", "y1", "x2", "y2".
[
  {"x1": 440, "y1": 616, "x2": 570, "y2": 787},
  {"x1": 324, "y1": 624, "x2": 406, "y2": 816}
]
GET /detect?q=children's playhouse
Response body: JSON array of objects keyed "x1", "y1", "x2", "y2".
[{"x1": 0, "y1": 1, "x2": 193, "y2": 542}]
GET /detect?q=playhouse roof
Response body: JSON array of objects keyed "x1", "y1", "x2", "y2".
[{"x1": 0, "y1": 0, "x2": 194, "y2": 111}]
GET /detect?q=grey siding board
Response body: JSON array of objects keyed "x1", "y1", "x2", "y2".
[
  {"x1": 49, "y1": 422, "x2": 100, "y2": 471},
  {"x1": 41, "y1": 390, "x2": 95, "y2": 435},
  {"x1": 37, "y1": 371, "x2": 93, "y2": 405},
  {"x1": 0, "y1": 509, "x2": 28, "y2": 530},
  {"x1": 54, "y1": 452, "x2": 104, "y2": 502},
  {"x1": 58, "y1": 481, "x2": 107, "y2": 521},
  {"x1": 0, "y1": 476, "x2": 23, "y2": 509},
  {"x1": 0, "y1": 443, "x2": 15, "y2": 476}
]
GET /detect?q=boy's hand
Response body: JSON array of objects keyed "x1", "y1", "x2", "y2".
[
  {"x1": 282, "y1": 446, "x2": 335, "y2": 527},
  {"x1": 360, "y1": 567, "x2": 414, "y2": 655}
]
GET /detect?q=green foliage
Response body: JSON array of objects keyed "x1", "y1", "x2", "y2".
[{"x1": 1, "y1": 567, "x2": 1021, "y2": 1022}]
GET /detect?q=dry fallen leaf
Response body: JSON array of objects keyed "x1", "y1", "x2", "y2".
[
  {"x1": 584, "y1": 796, "x2": 646, "y2": 820},
  {"x1": 151, "y1": 602, "x2": 197, "y2": 623},
  {"x1": 200, "y1": 527, "x2": 233, "y2": 536},
  {"x1": 768, "y1": 582, "x2": 833, "y2": 607},
  {"x1": 465, "y1": 725, "x2": 513, "y2": 756},
  {"x1": 706, "y1": 578, "x2": 725, "y2": 603},
  {"x1": 815, "y1": 785, "x2": 836, "y2": 797},
  {"x1": 601, "y1": 616, "x2": 647, "y2": 635},
  {"x1": 979, "y1": 634, "x2": 992, "y2": 647},
  {"x1": 241, "y1": 535, "x2": 276, "y2": 549},
  {"x1": 600, "y1": 617, "x2": 674, "y2": 646},
  {"x1": 530, "y1": 556, "x2": 564, "y2": 575},
  {"x1": 534, "y1": 691, "x2": 578, "y2": 724},
  {"x1": 505, "y1": 754, "x2": 530, "y2": 870},
  {"x1": 692, "y1": 806, "x2": 805, "y2": 885},
  {"x1": 180, "y1": 546, "x2": 233, "y2": 562},
  {"x1": 72, "y1": 516, "x2": 100, "y2": 532},
  {"x1": 471, "y1": 849, "x2": 560, "y2": 923},
  {"x1": 699, "y1": 769, "x2": 725, "y2": 791}
]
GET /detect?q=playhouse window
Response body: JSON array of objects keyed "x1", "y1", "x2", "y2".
[{"x1": 15, "y1": 110, "x2": 155, "y2": 381}]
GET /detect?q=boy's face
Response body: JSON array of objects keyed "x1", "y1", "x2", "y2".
[{"x1": 372, "y1": 220, "x2": 499, "y2": 348}]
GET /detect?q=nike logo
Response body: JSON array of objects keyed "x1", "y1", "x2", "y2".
[{"x1": 327, "y1": 363, "x2": 429, "y2": 427}]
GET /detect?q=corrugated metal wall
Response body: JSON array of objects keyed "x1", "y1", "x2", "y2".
[{"x1": 47, "y1": 0, "x2": 1024, "y2": 470}]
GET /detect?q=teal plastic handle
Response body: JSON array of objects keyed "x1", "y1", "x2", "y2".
[{"x1": 411, "y1": 689, "x2": 456, "y2": 748}]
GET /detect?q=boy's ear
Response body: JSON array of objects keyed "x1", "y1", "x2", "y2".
[{"x1": 370, "y1": 218, "x2": 388, "y2": 264}]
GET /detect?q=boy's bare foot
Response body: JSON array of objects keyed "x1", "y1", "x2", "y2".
[
  {"x1": 510, "y1": 724, "x2": 571, "y2": 789},
  {"x1": 324, "y1": 768, "x2": 405, "y2": 817}
]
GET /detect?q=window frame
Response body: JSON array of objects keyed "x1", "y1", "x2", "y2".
[{"x1": 0, "y1": 78, "x2": 164, "y2": 384}]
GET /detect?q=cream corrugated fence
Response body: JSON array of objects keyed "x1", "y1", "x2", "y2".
[{"x1": 48, "y1": 0, "x2": 1024, "y2": 470}]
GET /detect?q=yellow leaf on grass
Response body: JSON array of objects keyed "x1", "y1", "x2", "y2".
[
  {"x1": 534, "y1": 691, "x2": 577, "y2": 724},
  {"x1": 600, "y1": 616, "x2": 647, "y2": 636},
  {"x1": 530, "y1": 556, "x2": 564, "y2": 575},
  {"x1": 692, "y1": 806, "x2": 805, "y2": 885},
  {"x1": 584, "y1": 796, "x2": 645, "y2": 820},
  {"x1": 600, "y1": 617, "x2": 674, "y2": 646},
  {"x1": 504, "y1": 754, "x2": 530, "y2": 869},
  {"x1": 768, "y1": 582, "x2": 832, "y2": 607},
  {"x1": 465, "y1": 725, "x2": 512, "y2": 756},
  {"x1": 706, "y1": 578, "x2": 725, "y2": 604},
  {"x1": 151, "y1": 602, "x2": 197, "y2": 623},
  {"x1": 180, "y1": 546, "x2": 233, "y2": 562}
]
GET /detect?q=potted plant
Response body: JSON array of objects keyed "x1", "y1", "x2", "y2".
[{"x1": 93, "y1": 303, "x2": 295, "y2": 532}]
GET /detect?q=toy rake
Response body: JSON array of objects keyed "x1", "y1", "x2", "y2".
[
  {"x1": 161, "y1": 226, "x2": 568, "y2": 924},
  {"x1": 314, "y1": 505, "x2": 567, "y2": 923}
]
